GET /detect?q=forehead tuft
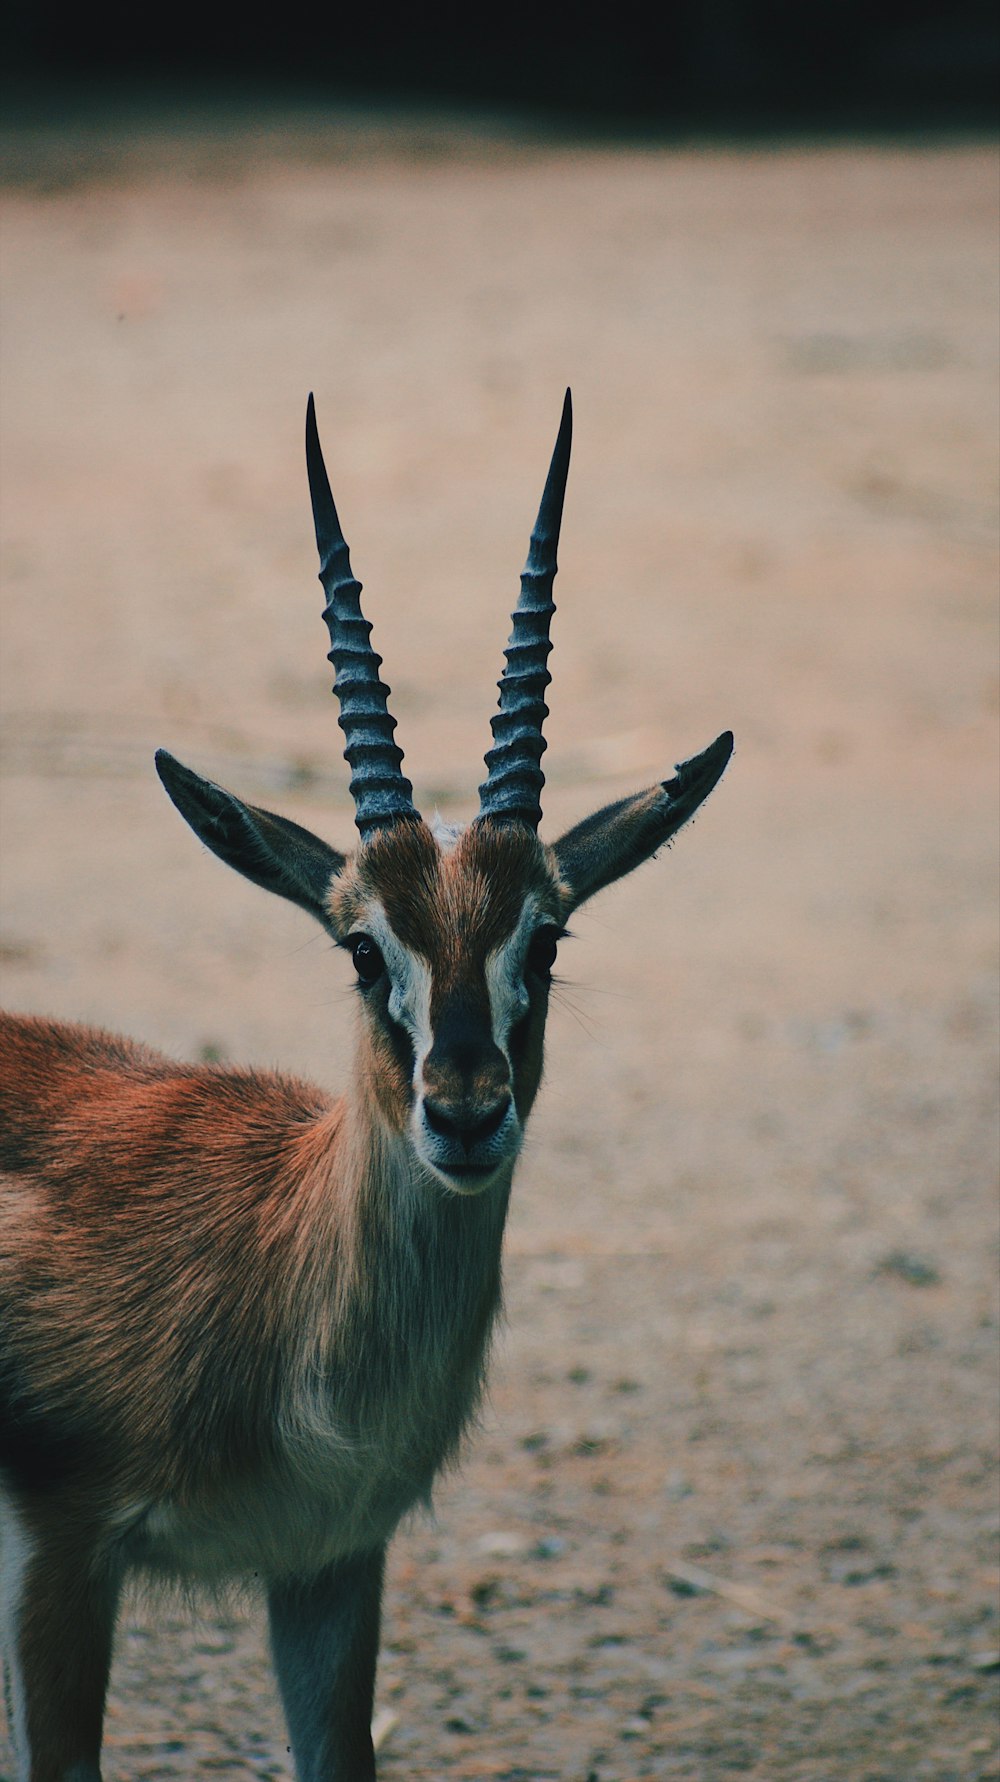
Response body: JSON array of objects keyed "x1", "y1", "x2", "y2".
[
  {"x1": 451, "y1": 820, "x2": 558, "y2": 917},
  {"x1": 329, "y1": 818, "x2": 561, "y2": 957}
]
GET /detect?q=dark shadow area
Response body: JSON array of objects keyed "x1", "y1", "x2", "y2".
[{"x1": 2, "y1": 3, "x2": 998, "y2": 139}]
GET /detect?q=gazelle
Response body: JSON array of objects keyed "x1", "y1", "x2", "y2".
[{"x1": 0, "y1": 390, "x2": 732, "y2": 1781}]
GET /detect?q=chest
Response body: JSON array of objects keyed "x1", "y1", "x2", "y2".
[
  {"x1": 130, "y1": 1167, "x2": 506, "y2": 1583},
  {"x1": 131, "y1": 1266, "x2": 496, "y2": 1583},
  {"x1": 127, "y1": 1437, "x2": 431, "y2": 1582}
]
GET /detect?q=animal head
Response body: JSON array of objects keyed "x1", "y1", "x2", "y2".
[{"x1": 156, "y1": 393, "x2": 732, "y2": 1192}]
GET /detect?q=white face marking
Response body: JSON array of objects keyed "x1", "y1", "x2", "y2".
[
  {"x1": 358, "y1": 899, "x2": 434, "y2": 1085},
  {"x1": 485, "y1": 893, "x2": 543, "y2": 1065},
  {"x1": 362, "y1": 892, "x2": 543, "y2": 1079},
  {"x1": 357, "y1": 893, "x2": 544, "y2": 1190}
]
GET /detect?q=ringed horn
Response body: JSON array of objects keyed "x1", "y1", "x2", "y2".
[{"x1": 306, "y1": 388, "x2": 573, "y2": 839}]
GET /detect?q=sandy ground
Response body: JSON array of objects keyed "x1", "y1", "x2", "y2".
[{"x1": 0, "y1": 112, "x2": 998, "y2": 1780}]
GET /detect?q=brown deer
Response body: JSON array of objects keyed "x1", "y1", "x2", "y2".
[{"x1": 0, "y1": 391, "x2": 732, "y2": 1781}]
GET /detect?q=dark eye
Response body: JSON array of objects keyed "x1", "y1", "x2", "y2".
[
  {"x1": 527, "y1": 926, "x2": 562, "y2": 981},
  {"x1": 350, "y1": 935, "x2": 384, "y2": 987}
]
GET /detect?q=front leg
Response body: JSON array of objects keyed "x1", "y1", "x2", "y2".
[
  {"x1": 0, "y1": 1497, "x2": 120, "y2": 1782},
  {"x1": 267, "y1": 1547, "x2": 385, "y2": 1782}
]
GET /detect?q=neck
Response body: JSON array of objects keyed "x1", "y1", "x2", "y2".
[{"x1": 285, "y1": 1069, "x2": 514, "y2": 1456}]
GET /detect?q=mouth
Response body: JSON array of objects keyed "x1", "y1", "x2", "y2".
[
  {"x1": 424, "y1": 1153, "x2": 511, "y2": 1194},
  {"x1": 437, "y1": 1159, "x2": 497, "y2": 1183},
  {"x1": 417, "y1": 1134, "x2": 521, "y2": 1193},
  {"x1": 414, "y1": 1096, "x2": 521, "y2": 1191}
]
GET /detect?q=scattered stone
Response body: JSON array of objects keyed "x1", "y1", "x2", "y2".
[
  {"x1": 521, "y1": 1430, "x2": 550, "y2": 1453},
  {"x1": 469, "y1": 1575, "x2": 500, "y2": 1608},
  {"x1": 574, "y1": 1581, "x2": 615, "y2": 1606},
  {"x1": 532, "y1": 1535, "x2": 567, "y2": 1559},
  {"x1": 477, "y1": 1530, "x2": 529, "y2": 1557},
  {"x1": 667, "y1": 1570, "x2": 707, "y2": 1598},
  {"x1": 573, "y1": 1420, "x2": 619, "y2": 1455},
  {"x1": 827, "y1": 1556, "x2": 897, "y2": 1586},
  {"x1": 874, "y1": 1251, "x2": 942, "y2": 1287}
]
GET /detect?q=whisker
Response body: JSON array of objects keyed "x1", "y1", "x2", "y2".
[{"x1": 550, "y1": 985, "x2": 600, "y2": 1041}]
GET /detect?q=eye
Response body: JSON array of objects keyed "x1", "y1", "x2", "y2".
[
  {"x1": 527, "y1": 925, "x2": 562, "y2": 982},
  {"x1": 349, "y1": 934, "x2": 385, "y2": 987}
]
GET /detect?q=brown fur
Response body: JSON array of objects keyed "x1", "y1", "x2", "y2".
[
  {"x1": 0, "y1": 821, "x2": 559, "y2": 1778},
  {"x1": 1, "y1": 374, "x2": 733, "y2": 1775},
  {"x1": 0, "y1": 1006, "x2": 513, "y2": 1504},
  {"x1": 329, "y1": 819, "x2": 562, "y2": 1130},
  {"x1": 0, "y1": 756, "x2": 728, "y2": 1779},
  {"x1": 330, "y1": 819, "x2": 562, "y2": 972}
]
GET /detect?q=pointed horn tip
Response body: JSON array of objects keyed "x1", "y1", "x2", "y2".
[
  {"x1": 305, "y1": 395, "x2": 322, "y2": 469},
  {"x1": 542, "y1": 389, "x2": 573, "y2": 492},
  {"x1": 305, "y1": 394, "x2": 347, "y2": 569},
  {"x1": 558, "y1": 386, "x2": 572, "y2": 439}
]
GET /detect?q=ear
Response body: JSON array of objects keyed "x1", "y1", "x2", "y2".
[
  {"x1": 553, "y1": 731, "x2": 733, "y2": 912},
  {"x1": 155, "y1": 750, "x2": 347, "y2": 930}
]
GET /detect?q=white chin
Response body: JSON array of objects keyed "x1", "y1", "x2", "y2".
[
  {"x1": 424, "y1": 1158, "x2": 503, "y2": 1194},
  {"x1": 413, "y1": 1143, "x2": 517, "y2": 1194}
]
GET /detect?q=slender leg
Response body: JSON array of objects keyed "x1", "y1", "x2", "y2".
[
  {"x1": 267, "y1": 1547, "x2": 386, "y2": 1782},
  {"x1": 0, "y1": 1501, "x2": 119, "y2": 1782}
]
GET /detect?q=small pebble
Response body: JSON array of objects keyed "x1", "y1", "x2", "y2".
[
  {"x1": 533, "y1": 1535, "x2": 567, "y2": 1559},
  {"x1": 477, "y1": 1530, "x2": 528, "y2": 1556},
  {"x1": 874, "y1": 1250, "x2": 942, "y2": 1287}
]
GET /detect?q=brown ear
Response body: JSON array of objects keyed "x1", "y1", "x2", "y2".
[
  {"x1": 553, "y1": 732, "x2": 732, "y2": 911},
  {"x1": 155, "y1": 750, "x2": 347, "y2": 931}
]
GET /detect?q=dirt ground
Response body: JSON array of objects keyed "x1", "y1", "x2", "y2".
[{"x1": 0, "y1": 109, "x2": 997, "y2": 1780}]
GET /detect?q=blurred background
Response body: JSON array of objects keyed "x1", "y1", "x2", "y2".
[
  {"x1": 3, "y1": 1, "x2": 999, "y2": 130},
  {"x1": 1, "y1": 15, "x2": 998, "y2": 1782}
]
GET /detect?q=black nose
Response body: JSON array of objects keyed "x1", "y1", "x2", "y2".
[{"x1": 423, "y1": 1095, "x2": 511, "y2": 1150}]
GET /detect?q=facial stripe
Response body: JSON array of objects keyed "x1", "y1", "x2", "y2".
[
  {"x1": 484, "y1": 895, "x2": 541, "y2": 1064},
  {"x1": 341, "y1": 841, "x2": 559, "y2": 1181},
  {"x1": 355, "y1": 900, "x2": 434, "y2": 1089},
  {"x1": 363, "y1": 893, "x2": 543, "y2": 1086}
]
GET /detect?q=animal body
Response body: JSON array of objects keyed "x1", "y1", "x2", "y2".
[{"x1": 0, "y1": 391, "x2": 732, "y2": 1781}]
